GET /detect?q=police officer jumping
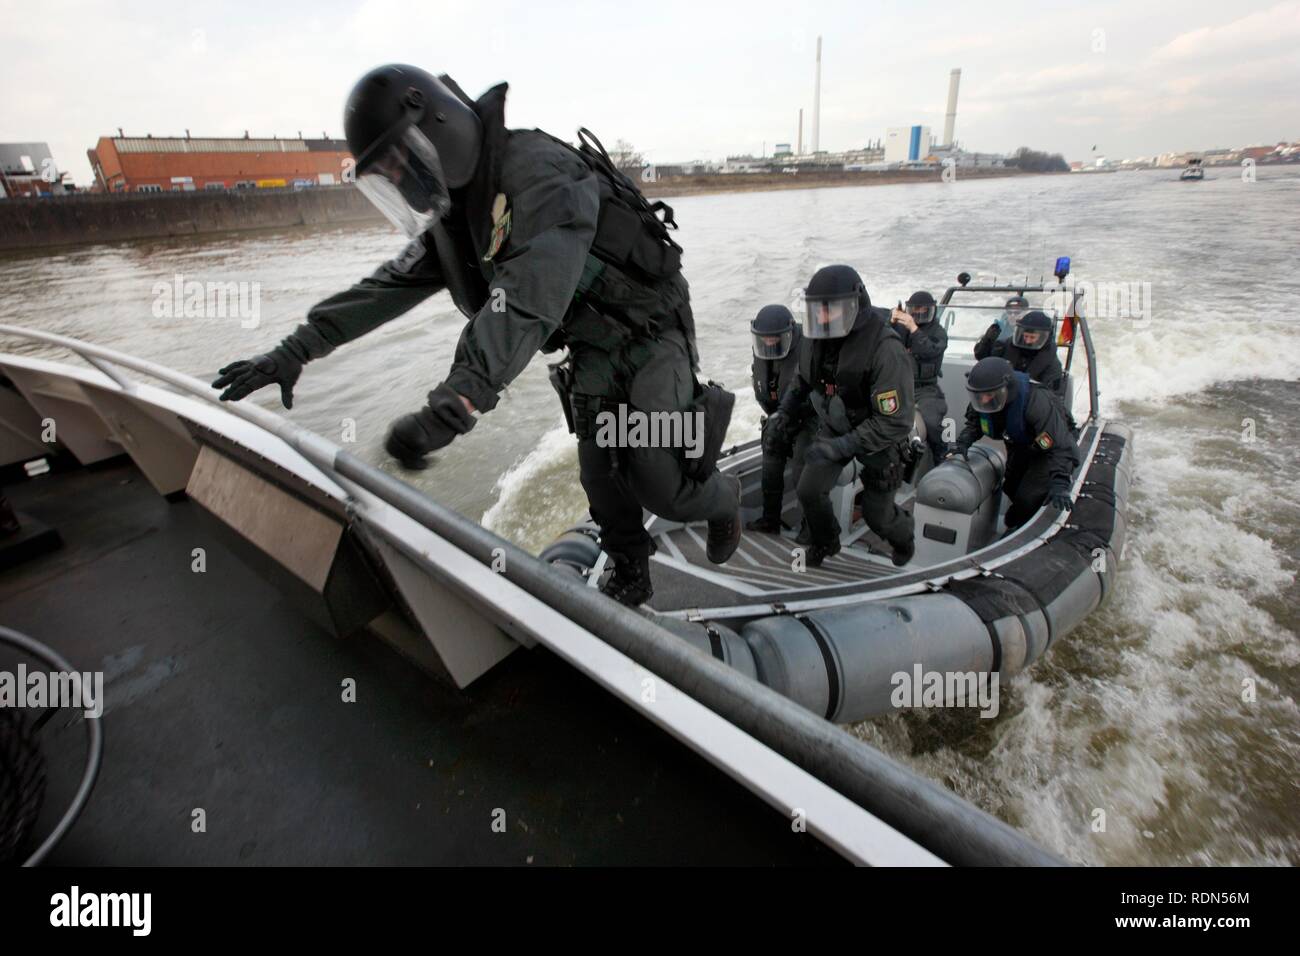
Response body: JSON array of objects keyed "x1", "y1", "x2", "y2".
[
  {"x1": 768, "y1": 265, "x2": 916, "y2": 568},
  {"x1": 974, "y1": 307, "x2": 1063, "y2": 391},
  {"x1": 211, "y1": 64, "x2": 742, "y2": 607},
  {"x1": 891, "y1": 290, "x2": 948, "y2": 466},
  {"x1": 746, "y1": 304, "x2": 807, "y2": 533},
  {"x1": 953, "y1": 356, "x2": 1079, "y2": 531}
]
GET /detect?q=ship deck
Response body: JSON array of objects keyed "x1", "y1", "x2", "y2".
[{"x1": 0, "y1": 455, "x2": 840, "y2": 865}]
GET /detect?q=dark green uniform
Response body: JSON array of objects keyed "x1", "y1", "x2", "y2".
[
  {"x1": 900, "y1": 318, "x2": 948, "y2": 463},
  {"x1": 955, "y1": 371, "x2": 1079, "y2": 530},
  {"x1": 778, "y1": 306, "x2": 916, "y2": 550},
  {"x1": 974, "y1": 327, "x2": 1064, "y2": 391},
  {"x1": 295, "y1": 83, "x2": 735, "y2": 564},
  {"x1": 751, "y1": 327, "x2": 807, "y2": 521}
]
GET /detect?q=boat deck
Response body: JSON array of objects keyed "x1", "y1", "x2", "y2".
[{"x1": 0, "y1": 456, "x2": 840, "y2": 865}]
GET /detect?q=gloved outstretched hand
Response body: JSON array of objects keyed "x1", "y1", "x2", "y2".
[
  {"x1": 1047, "y1": 480, "x2": 1073, "y2": 512},
  {"x1": 213, "y1": 344, "x2": 303, "y2": 409},
  {"x1": 805, "y1": 434, "x2": 856, "y2": 466},
  {"x1": 385, "y1": 383, "x2": 476, "y2": 470}
]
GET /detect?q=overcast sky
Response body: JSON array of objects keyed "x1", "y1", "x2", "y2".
[{"x1": 4, "y1": 0, "x2": 1298, "y2": 184}]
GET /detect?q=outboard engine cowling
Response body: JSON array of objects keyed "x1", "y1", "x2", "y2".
[{"x1": 912, "y1": 444, "x2": 1006, "y2": 562}]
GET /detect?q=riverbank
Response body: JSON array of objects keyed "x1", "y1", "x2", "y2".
[
  {"x1": 1, "y1": 166, "x2": 1041, "y2": 252},
  {"x1": 642, "y1": 165, "x2": 1036, "y2": 200}
]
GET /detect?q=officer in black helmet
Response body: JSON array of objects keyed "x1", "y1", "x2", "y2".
[
  {"x1": 746, "y1": 305, "x2": 808, "y2": 532},
  {"x1": 890, "y1": 290, "x2": 948, "y2": 466},
  {"x1": 952, "y1": 356, "x2": 1078, "y2": 531},
  {"x1": 768, "y1": 265, "x2": 916, "y2": 568},
  {"x1": 975, "y1": 294, "x2": 1028, "y2": 355},
  {"x1": 211, "y1": 64, "x2": 742, "y2": 607},
  {"x1": 974, "y1": 307, "x2": 1063, "y2": 390}
]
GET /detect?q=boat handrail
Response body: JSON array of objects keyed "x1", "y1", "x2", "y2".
[{"x1": 0, "y1": 323, "x2": 1063, "y2": 866}]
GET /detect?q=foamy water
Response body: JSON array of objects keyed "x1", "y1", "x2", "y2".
[{"x1": 2, "y1": 166, "x2": 1297, "y2": 864}]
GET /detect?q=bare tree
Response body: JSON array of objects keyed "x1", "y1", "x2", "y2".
[{"x1": 609, "y1": 139, "x2": 645, "y2": 175}]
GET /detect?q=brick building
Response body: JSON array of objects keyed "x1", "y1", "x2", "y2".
[{"x1": 87, "y1": 135, "x2": 353, "y2": 193}]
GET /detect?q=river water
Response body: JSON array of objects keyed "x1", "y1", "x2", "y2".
[{"x1": 2, "y1": 166, "x2": 1297, "y2": 865}]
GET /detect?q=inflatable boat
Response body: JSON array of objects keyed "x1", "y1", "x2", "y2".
[{"x1": 542, "y1": 270, "x2": 1134, "y2": 724}]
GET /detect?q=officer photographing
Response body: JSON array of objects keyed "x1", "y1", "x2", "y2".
[
  {"x1": 211, "y1": 64, "x2": 741, "y2": 607},
  {"x1": 952, "y1": 356, "x2": 1079, "y2": 531},
  {"x1": 768, "y1": 265, "x2": 916, "y2": 568},
  {"x1": 974, "y1": 307, "x2": 1064, "y2": 391},
  {"x1": 890, "y1": 290, "x2": 948, "y2": 467},
  {"x1": 746, "y1": 304, "x2": 807, "y2": 533}
]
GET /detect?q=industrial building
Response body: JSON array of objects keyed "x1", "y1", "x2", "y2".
[
  {"x1": 86, "y1": 134, "x2": 352, "y2": 193},
  {"x1": 884, "y1": 126, "x2": 934, "y2": 165}
]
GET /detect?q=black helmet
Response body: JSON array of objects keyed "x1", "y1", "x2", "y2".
[
  {"x1": 344, "y1": 64, "x2": 483, "y2": 237},
  {"x1": 966, "y1": 356, "x2": 1017, "y2": 414},
  {"x1": 1011, "y1": 310, "x2": 1054, "y2": 351},
  {"x1": 751, "y1": 304, "x2": 796, "y2": 360},
  {"x1": 905, "y1": 290, "x2": 936, "y2": 324},
  {"x1": 803, "y1": 264, "x2": 869, "y2": 339}
]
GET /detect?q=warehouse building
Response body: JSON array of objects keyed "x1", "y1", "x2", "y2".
[{"x1": 87, "y1": 134, "x2": 352, "y2": 193}]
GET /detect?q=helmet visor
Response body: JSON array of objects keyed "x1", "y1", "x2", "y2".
[
  {"x1": 753, "y1": 329, "x2": 794, "y2": 360},
  {"x1": 1012, "y1": 323, "x2": 1051, "y2": 350},
  {"x1": 968, "y1": 384, "x2": 1010, "y2": 414},
  {"x1": 908, "y1": 305, "x2": 935, "y2": 324},
  {"x1": 355, "y1": 126, "x2": 451, "y2": 238},
  {"x1": 803, "y1": 294, "x2": 858, "y2": 339}
]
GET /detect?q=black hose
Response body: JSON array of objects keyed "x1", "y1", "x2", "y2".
[{"x1": 0, "y1": 626, "x2": 104, "y2": 867}]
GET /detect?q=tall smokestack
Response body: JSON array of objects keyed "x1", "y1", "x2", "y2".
[
  {"x1": 812, "y1": 36, "x2": 822, "y2": 154},
  {"x1": 943, "y1": 68, "x2": 961, "y2": 147},
  {"x1": 798, "y1": 108, "x2": 803, "y2": 155}
]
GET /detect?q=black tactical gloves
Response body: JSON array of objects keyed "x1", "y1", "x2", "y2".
[
  {"x1": 762, "y1": 412, "x2": 790, "y2": 456},
  {"x1": 805, "y1": 434, "x2": 857, "y2": 466},
  {"x1": 212, "y1": 324, "x2": 335, "y2": 410},
  {"x1": 1047, "y1": 479, "x2": 1073, "y2": 511},
  {"x1": 385, "y1": 383, "x2": 477, "y2": 469}
]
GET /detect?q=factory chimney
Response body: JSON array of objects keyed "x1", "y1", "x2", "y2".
[
  {"x1": 797, "y1": 108, "x2": 803, "y2": 155},
  {"x1": 812, "y1": 36, "x2": 822, "y2": 154},
  {"x1": 943, "y1": 68, "x2": 961, "y2": 147}
]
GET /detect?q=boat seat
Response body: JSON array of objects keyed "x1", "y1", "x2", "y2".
[{"x1": 910, "y1": 443, "x2": 1006, "y2": 563}]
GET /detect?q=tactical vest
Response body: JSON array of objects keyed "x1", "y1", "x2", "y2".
[
  {"x1": 994, "y1": 339, "x2": 1057, "y2": 384},
  {"x1": 752, "y1": 339, "x2": 800, "y2": 413},
  {"x1": 911, "y1": 325, "x2": 943, "y2": 386},
  {"x1": 431, "y1": 80, "x2": 692, "y2": 360},
  {"x1": 978, "y1": 371, "x2": 1033, "y2": 444},
  {"x1": 799, "y1": 307, "x2": 895, "y2": 425}
]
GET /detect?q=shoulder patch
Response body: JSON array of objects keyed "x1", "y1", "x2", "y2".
[
  {"x1": 876, "y1": 389, "x2": 900, "y2": 416},
  {"x1": 1035, "y1": 431, "x2": 1054, "y2": 450}
]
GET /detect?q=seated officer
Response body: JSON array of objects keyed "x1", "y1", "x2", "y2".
[
  {"x1": 747, "y1": 304, "x2": 808, "y2": 532},
  {"x1": 952, "y1": 356, "x2": 1079, "y2": 532},
  {"x1": 975, "y1": 294, "x2": 1029, "y2": 352},
  {"x1": 768, "y1": 265, "x2": 916, "y2": 568},
  {"x1": 975, "y1": 308, "x2": 1063, "y2": 391},
  {"x1": 891, "y1": 290, "x2": 948, "y2": 465}
]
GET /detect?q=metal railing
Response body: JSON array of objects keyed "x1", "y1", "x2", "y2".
[{"x1": 0, "y1": 323, "x2": 1063, "y2": 866}]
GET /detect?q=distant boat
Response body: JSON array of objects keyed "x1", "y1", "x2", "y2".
[{"x1": 1180, "y1": 158, "x2": 1204, "y2": 181}]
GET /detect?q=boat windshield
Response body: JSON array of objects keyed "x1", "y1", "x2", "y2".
[{"x1": 939, "y1": 287, "x2": 1080, "y2": 341}]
